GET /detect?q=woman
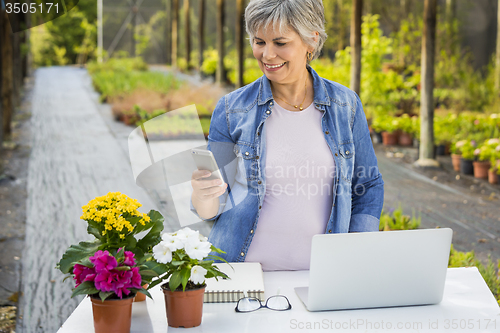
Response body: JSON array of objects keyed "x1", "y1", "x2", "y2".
[{"x1": 191, "y1": 0, "x2": 384, "y2": 271}]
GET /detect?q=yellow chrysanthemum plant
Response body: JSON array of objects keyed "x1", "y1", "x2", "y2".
[{"x1": 56, "y1": 192, "x2": 164, "y2": 300}]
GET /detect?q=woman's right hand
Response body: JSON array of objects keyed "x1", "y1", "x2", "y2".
[{"x1": 191, "y1": 170, "x2": 228, "y2": 202}]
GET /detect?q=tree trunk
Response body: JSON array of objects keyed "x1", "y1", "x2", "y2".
[
  {"x1": 184, "y1": 0, "x2": 191, "y2": 70},
  {"x1": 171, "y1": 0, "x2": 179, "y2": 68},
  {"x1": 495, "y1": 0, "x2": 500, "y2": 94},
  {"x1": 445, "y1": 0, "x2": 456, "y2": 22},
  {"x1": 0, "y1": 9, "x2": 3, "y2": 148},
  {"x1": 1, "y1": 10, "x2": 13, "y2": 138},
  {"x1": 131, "y1": 1, "x2": 137, "y2": 57},
  {"x1": 165, "y1": 0, "x2": 171, "y2": 65},
  {"x1": 216, "y1": 0, "x2": 226, "y2": 86},
  {"x1": 417, "y1": 0, "x2": 439, "y2": 167},
  {"x1": 236, "y1": 0, "x2": 244, "y2": 88},
  {"x1": 337, "y1": 0, "x2": 345, "y2": 51},
  {"x1": 11, "y1": 12, "x2": 21, "y2": 107},
  {"x1": 198, "y1": 0, "x2": 205, "y2": 72},
  {"x1": 350, "y1": 0, "x2": 362, "y2": 95},
  {"x1": 26, "y1": 10, "x2": 32, "y2": 77}
]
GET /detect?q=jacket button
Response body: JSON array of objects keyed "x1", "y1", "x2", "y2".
[
  {"x1": 258, "y1": 180, "x2": 262, "y2": 184},
  {"x1": 259, "y1": 206, "x2": 262, "y2": 209},
  {"x1": 325, "y1": 131, "x2": 329, "y2": 134},
  {"x1": 240, "y1": 252, "x2": 245, "y2": 257},
  {"x1": 257, "y1": 132, "x2": 260, "y2": 136},
  {"x1": 328, "y1": 229, "x2": 332, "y2": 233},
  {"x1": 266, "y1": 110, "x2": 271, "y2": 115},
  {"x1": 250, "y1": 229, "x2": 254, "y2": 234},
  {"x1": 335, "y1": 153, "x2": 338, "y2": 156},
  {"x1": 346, "y1": 151, "x2": 350, "y2": 155},
  {"x1": 245, "y1": 152, "x2": 249, "y2": 156},
  {"x1": 270, "y1": 102, "x2": 273, "y2": 106},
  {"x1": 256, "y1": 156, "x2": 259, "y2": 159}
]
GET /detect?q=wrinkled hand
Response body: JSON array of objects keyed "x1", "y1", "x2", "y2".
[{"x1": 191, "y1": 169, "x2": 228, "y2": 202}]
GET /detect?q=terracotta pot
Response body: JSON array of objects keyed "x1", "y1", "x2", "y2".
[
  {"x1": 473, "y1": 161, "x2": 490, "y2": 179},
  {"x1": 134, "y1": 284, "x2": 149, "y2": 302},
  {"x1": 162, "y1": 284, "x2": 205, "y2": 328},
  {"x1": 91, "y1": 294, "x2": 134, "y2": 333},
  {"x1": 451, "y1": 154, "x2": 461, "y2": 172},
  {"x1": 398, "y1": 132, "x2": 413, "y2": 146},
  {"x1": 460, "y1": 158, "x2": 474, "y2": 175},
  {"x1": 488, "y1": 169, "x2": 499, "y2": 184},
  {"x1": 381, "y1": 131, "x2": 398, "y2": 146}
]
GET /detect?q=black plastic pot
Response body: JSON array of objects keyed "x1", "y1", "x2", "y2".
[
  {"x1": 372, "y1": 131, "x2": 383, "y2": 144},
  {"x1": 435, "y1": 144, "x2": 446, "y2": 156},
  {"x1": 460, "y1": 158, "x2": 474, "y2": 175}
]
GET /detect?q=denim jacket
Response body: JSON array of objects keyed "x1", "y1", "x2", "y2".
[{"x1": 200, "y1": 65, "x2": 384, "y2": 262}]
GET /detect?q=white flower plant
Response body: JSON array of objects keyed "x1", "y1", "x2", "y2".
[{"x1": 147, "y1": 227, "x2": 229, "y2": 291}]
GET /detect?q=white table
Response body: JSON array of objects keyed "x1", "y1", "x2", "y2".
[{"x1": 58, "y1": 267, "x2": 500, "y2": 333}]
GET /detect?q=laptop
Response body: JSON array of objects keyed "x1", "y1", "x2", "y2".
[{"x1": 295, "y1": 228, "x2": 453, "y2": 311}]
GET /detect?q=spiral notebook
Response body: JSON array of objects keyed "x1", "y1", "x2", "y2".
[{"x1": 204, "y1": 262, "x2": 265, "y2": 303}]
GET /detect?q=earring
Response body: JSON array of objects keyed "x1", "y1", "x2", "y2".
[{"x1": 307, "y1": 52, "x2": 313, "y2": 62}]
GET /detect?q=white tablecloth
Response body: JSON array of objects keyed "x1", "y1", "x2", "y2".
[{"x1": 57, "y1": 267, "x2": 500, "y2": 333}]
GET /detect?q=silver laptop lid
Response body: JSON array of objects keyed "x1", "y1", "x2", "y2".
[{"x1": 301, "y1": 228, "x2": 453, "y2": 311}]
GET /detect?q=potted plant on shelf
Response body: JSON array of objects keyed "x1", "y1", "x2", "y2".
[
  {"x1": 396, "y1": 114, "x2": 413, "y2": 146},
  {"x1": 147, "y1": 227, "x2": 229, "y2": 328},
  {"x1": 460, "y1": 140, "x2": 476, "y2": 175},
  {"x1": 487, "y1": 140, "x2": 500, "y2": 184},
  {"x1": 450, "y1": 140, "x2": 466, "y2": 172},
  {"x1": 474, "y1": 139, "x2": 499, "y2": 179},
  {"x1": 56, "y1": 192, "x2": 164, "y2": 333},
  {"x1": 373, "y1": 115, "x2": 399, "y2": 146},
  {"x1": 434, "y1": 117, "x2": 454, "y2": 156}
]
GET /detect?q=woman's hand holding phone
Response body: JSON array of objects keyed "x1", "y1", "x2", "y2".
[{"x1": 191, "y1": 169, "x2": 228, "y2": 202}]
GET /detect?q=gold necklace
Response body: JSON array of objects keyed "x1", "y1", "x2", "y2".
[{"x1": 274, "y1": 78, "x2": 308, "y2": 111}]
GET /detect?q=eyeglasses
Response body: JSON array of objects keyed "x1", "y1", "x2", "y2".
[{"x1": 235, "y1": 295, "x2": 292, "y2": 313}]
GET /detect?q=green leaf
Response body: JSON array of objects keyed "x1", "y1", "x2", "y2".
[
  {"x1": 144, "y1": 260, "x2": 168, "y2": 275},
  {"x1": 114, "y1": 266, "x2": 131, "y2": 271},
  {"x1": 147, "y1": 274, "x2": 170, "y2": 290},
  {"x1": 210, "y1": 245, "x2": 226, "y2": 254},
  {"x1": 71, "y1": 281, "x2": 98, "y2": 298},
  {"x1": 99, "y1": 291, "x2": 114, "y2": 302},
  {"x1": 170, "y1": 260, "x2": 187, "y2": 267},
  {"x1": 205, "y1": 254, "x2": 228, "y2": 263},
  {"x1": 57, "y1": 240, "x2": 101, "y2": 274},
  {"x1": 169, "y1": 271, "x2": 182, "y2": 291},
  {"x1": 135, "y1": 211, "x2": 164, "y2": 252},
  {"x1": 78, "y1": 258, "x2": 93, "y2": 268},
  {"x1": 138, "y1": 269, "x2": 159, "y2": 279},
  {"x1": 125, "y1": 235, "x2": 137, "y2": 250},
  {"x1": 180, "y1": 267, "x2": 191, "y2": 291},
  {"x1": 136, "y1": 288, "x2": 153, "y2": 299},
  {"x1": 87, "y1": 225, "x2": 101, "y2": 239}
]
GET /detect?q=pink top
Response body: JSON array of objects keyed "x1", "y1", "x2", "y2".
[{"x1": 245, "y1": 102, "x2": 335, "y2": 271}]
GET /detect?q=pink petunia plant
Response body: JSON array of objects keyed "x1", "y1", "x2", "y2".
[{"x1": 72, "y1": 248, "x2": 144, "y2": 300}]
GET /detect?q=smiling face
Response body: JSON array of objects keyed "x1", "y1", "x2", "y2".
[{"x1": 252, "y1": 25, "x2": 313, "y2": 85}]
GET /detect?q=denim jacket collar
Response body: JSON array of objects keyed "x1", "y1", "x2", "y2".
[{"x1": 257, "y1": 65, "x2": 331, "y2": 107}]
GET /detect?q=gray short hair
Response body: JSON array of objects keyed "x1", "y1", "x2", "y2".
[{"x1": 245, "y1": 0, "x2": 327, "y2": 61}]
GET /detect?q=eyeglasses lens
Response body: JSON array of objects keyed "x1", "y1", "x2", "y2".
[
  {"x1": 266, "y1": 296, "x2": 290, "y2": 310},
  {"x1": 237, "y1": 298, "x2": 261, "y2": 312}
]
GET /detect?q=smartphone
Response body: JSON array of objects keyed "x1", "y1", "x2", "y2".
[{"x1": 191, "y1": 148, "x2": 224, "y2": 183}]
